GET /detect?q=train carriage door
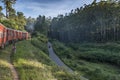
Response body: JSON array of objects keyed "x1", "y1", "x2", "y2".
[
  {"x1": 0, "y1": 27, "x2": 6, "y2": 48},
  {"x1": 3, "y1": 28, "x2": 7, "y2": 45},
  {"x1": 6, "y1": 29, "x2": 8, "y2": 41},
  {"x1": 0, "y1": 30, "x2": 3, "y2": 47}
]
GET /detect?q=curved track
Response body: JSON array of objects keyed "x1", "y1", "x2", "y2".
[{"x1": 48, "y1": 42, "x2": 89, "y2": 80}]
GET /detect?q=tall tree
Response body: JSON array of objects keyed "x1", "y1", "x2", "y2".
[
  {"x1": 50, "y1": 1, "x2": 120, "y2": 43},
  {"x1": 0, "y1": 6, "x2": 4, "y2": 20},
  {"x1": 34, "y1": 15, "x2": 50, "y2": 36},
  {"x1": 0, "y1": 0, "x2": 16, "y2": 18},
  {"x1": 17, "y1": 12, "x2": 26, "y2": 30}
]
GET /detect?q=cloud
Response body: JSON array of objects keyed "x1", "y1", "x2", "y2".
[{"x1": 14, "y1": 0, "x2": 100, "y2": 18}]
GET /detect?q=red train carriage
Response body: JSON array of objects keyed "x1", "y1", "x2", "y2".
[
  {"x1": 19, "y1": 31, "x2": 22, "y2": 40},
  {"x1": 22, "y1": 32, "x2": 28, "y2": 40},
  {"x1": 13, "y1": 30, "x2": 16, "y2": 40},
  {"x1": 0, "y1": 23, "x2": 29, "y2": 48},
  {"x1": 22, "y1": 32, "x2": 25, "y2": 39},
  {"x1": 0, "y1": 23, "x2": 7, "y2": 48},
  {"x1": 25, "y1": 32, "x2": 29, "y2": 40},
  {"x1": 7, "y1": 28, "x2": 14, "y2": 42},
  {"x1": 16, "y1": 31, "x2": 19, "y2": 40}
]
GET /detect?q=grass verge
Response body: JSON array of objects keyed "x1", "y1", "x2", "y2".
[
  {"x1": 0, "y1": 46, "x2": 13, "y2": 80},
  {"x1": 51, "y1": 40, "x2": 120, "y2": 80},
  {"x1": 11, "y1": 34, "x2": 80, "y2": 80}
]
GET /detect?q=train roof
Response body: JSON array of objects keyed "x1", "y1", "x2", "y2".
[
  {"x1": 0, "y1": 23, "x2": 6, "y2": 28},
  {"x1": 0, "y1": 23, "x2": 28, "y2": 33}
]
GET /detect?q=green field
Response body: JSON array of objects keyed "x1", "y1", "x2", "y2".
[
  {"x1": 0, "y1": 35, "x2": 80, "y2": 80},
  {"x1": 51, "y1": 40, "x2": 120, "y2": 80}
]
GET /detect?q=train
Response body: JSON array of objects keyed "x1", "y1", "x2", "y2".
[{"x1": 0, "y1": 23, "x2": 29, "y2": 48}]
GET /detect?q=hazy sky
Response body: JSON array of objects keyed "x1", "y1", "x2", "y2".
[{"x1": 0, "y1": 0, "x2": 100, "y2": 18}]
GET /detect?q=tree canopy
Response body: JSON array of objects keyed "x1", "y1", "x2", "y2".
[
  {"x1": 49, "y1": 1, "x2": 120, "y2": 43},
  {"x1": 0, "y1": 0, "x2": 26, "y2": 31}
]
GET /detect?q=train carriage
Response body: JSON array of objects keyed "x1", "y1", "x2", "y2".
[
  {"x1": 0, "y1": 23, "x2": 29, "y2": 48},
  {"x1": 25, "y1": 32, "x2": 28, "y2": 40},
  {"x1": 22, "y1": 32, "x2": 28, "y2": 40},
  {"x1": 7, "y1": 28, "x2": 14, "y2": 42},
  {"x1": 0, "y1": 23, "x2": 7, "y2": 48}
]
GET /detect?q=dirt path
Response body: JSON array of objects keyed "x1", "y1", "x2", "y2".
[
  {"x1": 9, "y1": 63, "x2": 19, "y2": 80},
  {"x1": 9, "y1": 52, "x2": 19, "y2": 80},
  {"x1": 47, "y1": 42, "x2": 89, "y2": 80}
]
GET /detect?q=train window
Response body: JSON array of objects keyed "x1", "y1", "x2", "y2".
[
  {"x1": 0, "y1": 32, "x2": 3, "y2": 38},
  {"x1": 3, "y1": 33, "x2": 6, "y2": 37},
  {"x1": 8, "y1": 31, "x2": 9, "y2": 36},
  {"x1": 11, "y1": 31, "x2": 13, "y2": 37},
  {"x1": 14, "y1": 33, "x2": 15, "y2": 37},
  {"x1": 0, "y1": 33, "x2": 1, "y2": 38},
  {"x1": 9, "y1": 31, "x2": 10, "y2": 36},
  {"x1": 8, "y1": 31, "x2": 10, "y2": 36},
  {"x1": 7, "y1": 31, "x2": 8, "y2": 36}
]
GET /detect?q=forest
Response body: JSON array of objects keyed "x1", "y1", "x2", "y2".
[{"x1": 48, "y1": 0, "x2": 120, "y2": 43}]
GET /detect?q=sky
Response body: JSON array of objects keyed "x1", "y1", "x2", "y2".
[{"x1": 0, "y1": 0, "x2": 100, "y2": 18}]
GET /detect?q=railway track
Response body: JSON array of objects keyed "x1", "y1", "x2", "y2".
[{"x1": 48, "y1": 42, "x2": 89, "y2": 80}]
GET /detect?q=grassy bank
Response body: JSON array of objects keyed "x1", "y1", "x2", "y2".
[
  {"x1": 0, "y1": 34, "x2": 80, "y2": 80},
  {"x1": 51, "y1": 40, "x2": 120, "y2": 80},
  {"x1": 0, "y1": 45, "x2": 13, "y2": 80},
  {"x1": 11, "y1": 34, "x2": 80, "y2": 80}
]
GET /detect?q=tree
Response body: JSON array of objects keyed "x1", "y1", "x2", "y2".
[
  {"x1": 0, "y1": 6, "x2": 4, "y2": 20},
  {"x1": 0, "y1": 6, "x2": 2, "y2": 12},
  {"x1": 49, "y1": 1, "x2": 120, "y2": 43},
  {"x1": 17, "y1": 12, "x2": 26, "y2": 30},
  {"x1": 26, "y1": 17, "x2": 35, "y2": 33},
  {"x1": 0, "y1": 0, "x2": 16, "y2": 18},
  {"x1": 34, "y1": 15, "x2": 50, "y2": 36},
  {"x1": 9, "y1": 8, "x2": 16, "y2": 19}
]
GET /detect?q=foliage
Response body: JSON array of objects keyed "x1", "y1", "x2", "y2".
[
  {"x1": 68, "y1": 42, "x2": 120, "y2": 66},
  {"x1": 31, "y1": 34, "x2": 48, "y2": 55},
  {"x1": 0, "y1": 0, "x2": 16, "y2": 18},
  {"x1": 25, "y1": 17, "x2": 35, "y2": 33},
  {"x1": 34, "y1": 15, "x2": 51, "y2": 36},
  {"x1": 1, "y1": 19, "x2": 18, "y2": 29},
  {"x1": 0, "y1": 0, "x2": 26, "y2": 31},
  {"x1": 51, "y1": 40, "x2": 120, "y2": 80},
  {"x1": 49, "y1": 1, "x2": 120, "y2": 43}
]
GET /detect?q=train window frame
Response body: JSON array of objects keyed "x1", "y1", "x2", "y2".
[
  {"x1": 0, "y1": 32, "x2": 1, "y2": 38},
  {"x1": 0, "y1": 32, "x2": 3, "y2": 38},
  {"x1": 4, "y1": 32, "x2": 6, "y2": 37}
]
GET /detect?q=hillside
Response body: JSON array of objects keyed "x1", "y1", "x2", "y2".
[
  {"x1": 0, "y1": 34, "x2": 79, "y2": 80},
  {"x1": 51, "y1": 40, "x2": 120, "y2": 80}
]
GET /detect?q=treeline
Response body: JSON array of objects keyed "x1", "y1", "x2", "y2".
[
  {"x1": 0, "y1": 0, "x2": 26, "y2": 30},
  {"x1": 49, "y1": 0, "x2": 120, "y2": 43},
  {"x1": 33, "y1": 15, "x2": 51, "y2": 36}
]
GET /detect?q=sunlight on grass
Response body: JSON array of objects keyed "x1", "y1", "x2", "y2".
[
  {"x1": 10, "y1": 35, "x2": 80, "y2": 80},
  {"x1": 16, "y1": 58, "x2": 45, "y2": 69},
  {"x1": 0, "y1": 59, "x2": 10, "y2": 67}
]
